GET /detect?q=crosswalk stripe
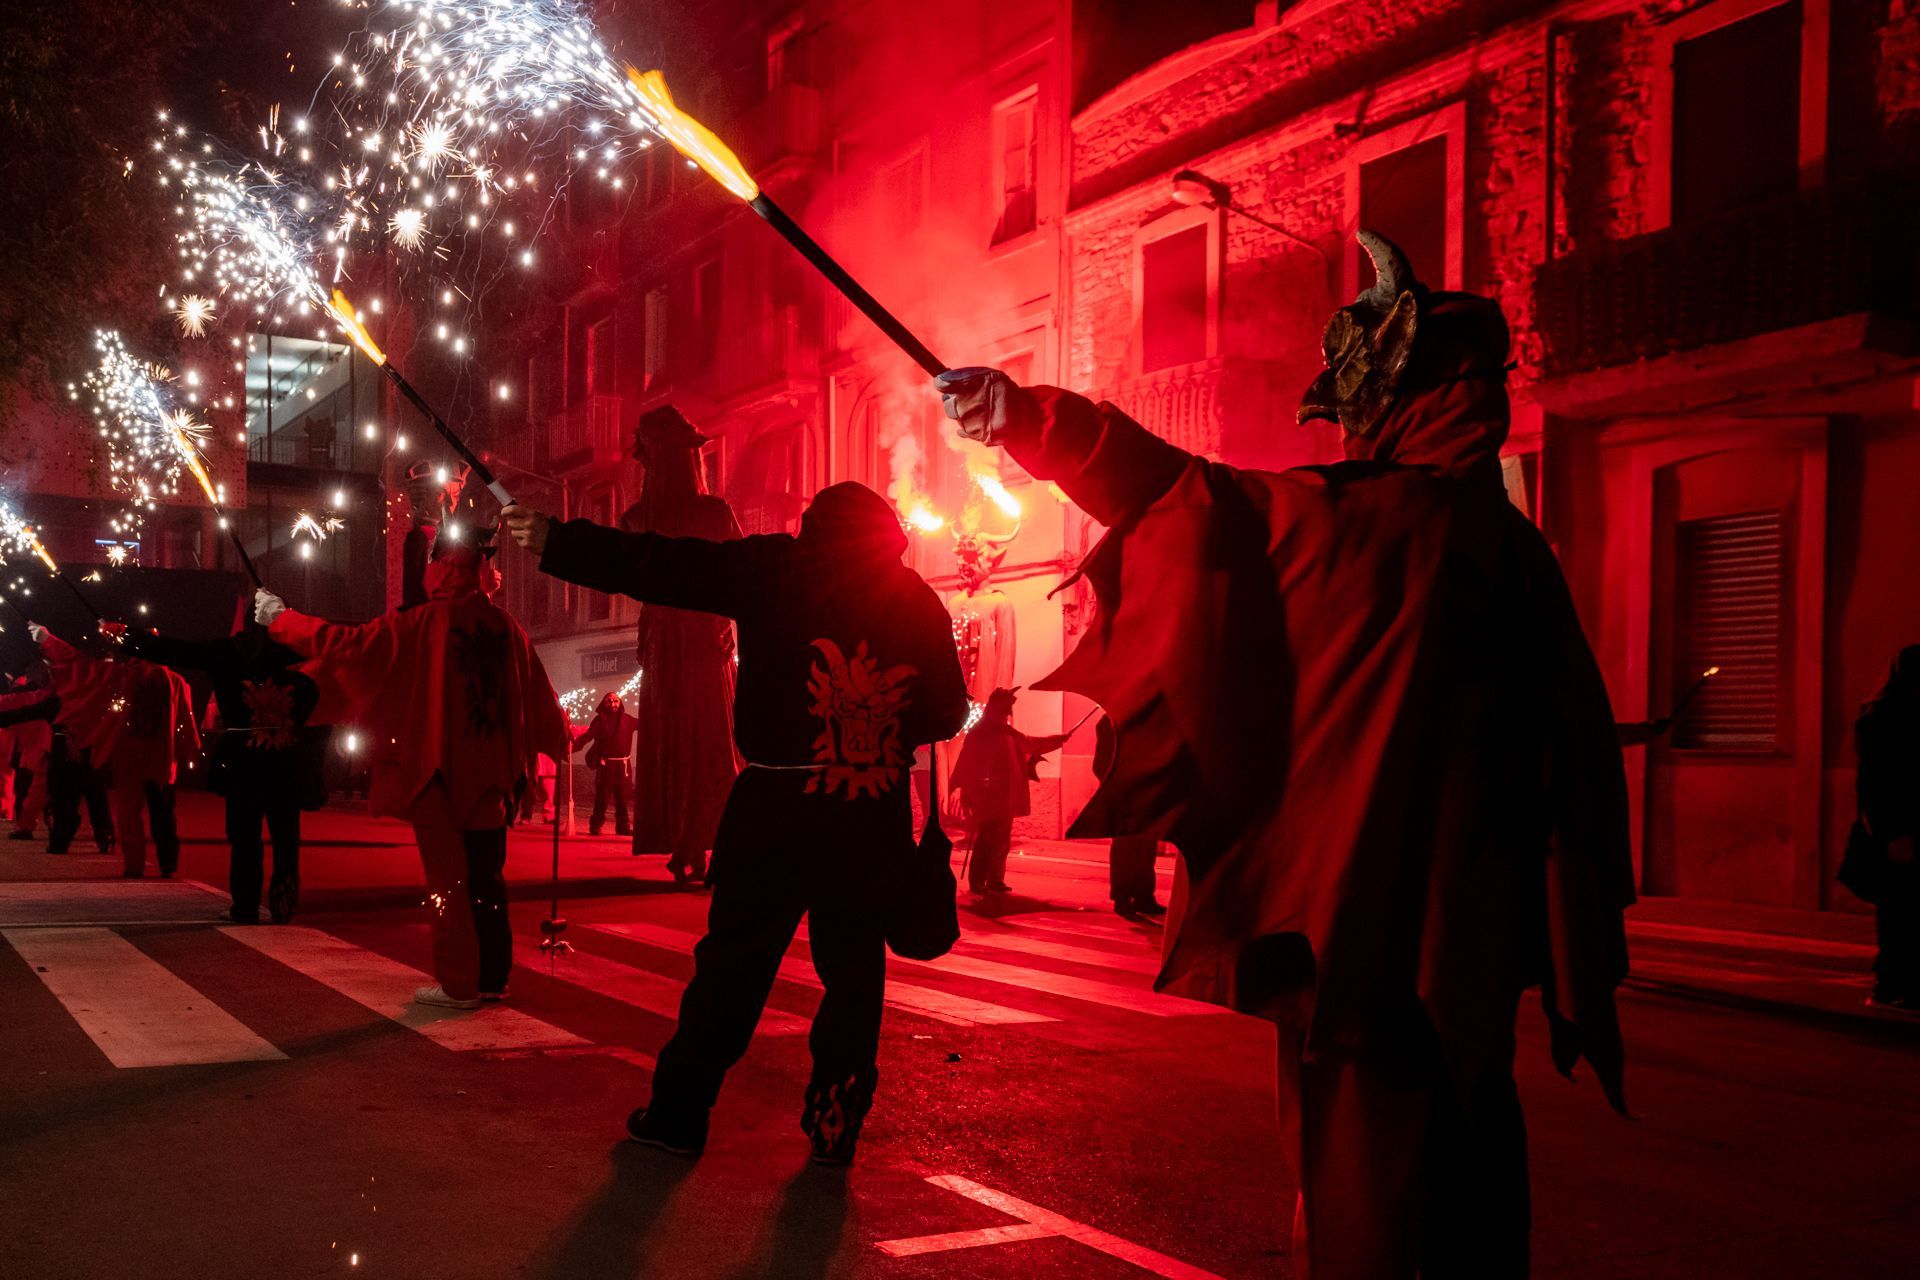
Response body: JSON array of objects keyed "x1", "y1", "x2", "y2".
[
  {"x1": 4, "y1": 927, "x2": 284, "y2": 1069},
  {"x1": 958, "y1": 929, "x2": 1163, "y2": 976},
  {"x1": 529, "y1": 942, "x2": 809, "y2": 1035},
  {"x1": 587, "y1": 922, "x2": 1053, "y2": 1028},
  {"x1": 223, "y1": 926, "x2": 588, "y2": 1053}
]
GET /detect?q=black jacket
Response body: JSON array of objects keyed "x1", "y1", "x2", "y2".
[
  {"x1": 539, "y1": 483, "x2": 968, "y2": 854},
  {"x1": 125, "y1": 629, "x2": 327, "y2": 803}
]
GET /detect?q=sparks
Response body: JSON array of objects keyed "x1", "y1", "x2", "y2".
[
  {"x1": 291, "y1": 512, "x2": 347, "y2": 541},
  {"x1": 972, "y1": 471, "x2": 1024, "y2": 520},
  {"x1": 172, "y1": 294, "x2": 217, "y2": 338}
]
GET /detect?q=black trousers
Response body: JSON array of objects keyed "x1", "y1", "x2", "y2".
[
  {"x1": 969, "y1": 817, "x2": 1013, "y2": 890},
  {"x1": 464, "y1": 827, "x2": 512, "y2": 995},
  {"x1": 590, "y1": 762, "x2": 630, "y2": 832},
  {"x1": 1874, "y1": 867, "x2": 1920, "y2": 999},
  {"x1": 651, "y1": 848, "x2": 886, "y2": 1114},
  {"x1": 1109, "y1": 836, "x2": 1158, "y2": 905},
  {"x1": 47, "y1": 739, "x2": 113, "y2": 854},
  {"x1": 226, "y1": 791, "x2": 302, "y2": 922}
]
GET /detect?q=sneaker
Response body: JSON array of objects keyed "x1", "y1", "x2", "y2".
[
  {"x1": 413, "y1": 984, "x2": 481, "y2": 1010},
  {"x1": 627, "y1": 1105, "x2": 707, "y2": 1156},
  {"x1": 986, "y1": 881, "x2": 1013, "y2": 894},
  {"x1": 801, "y1": 1069, "x2": 877, "y2": 1167}
]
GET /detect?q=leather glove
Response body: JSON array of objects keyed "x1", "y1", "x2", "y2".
[
  {"x1": 253, "y1": 589, "x2": 287, "y2": 627},
  {"x1": 936, "y1": 367, "x2": 1035, "y2": 447}
]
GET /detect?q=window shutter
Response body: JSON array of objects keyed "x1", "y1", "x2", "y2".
[{"x1": 1675, "y1": 509, "x2": 1785, "y2": 750}]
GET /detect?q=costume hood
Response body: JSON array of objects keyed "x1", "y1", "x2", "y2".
[
  {"x1": 799, "y1": 482, "x2": 909, "y2": 562},
  {"x1": 424, "y1": 540, "x2": 500, "y2": 600}
]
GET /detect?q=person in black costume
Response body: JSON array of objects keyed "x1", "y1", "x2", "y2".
[
  {"x1": 1854, "y1": 645, "x2": 1920, "y2": 1011},
  {"x1": 125, "y1": 625, "x2": 328, "y2": 923},
  {"x1": 503, "y1": 482, "x2": 968, "y2": 1165}
]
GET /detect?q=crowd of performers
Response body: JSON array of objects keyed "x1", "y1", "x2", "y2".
[{"x1": 18, "y1": 234, "x2": 1913, "y2": 1273}]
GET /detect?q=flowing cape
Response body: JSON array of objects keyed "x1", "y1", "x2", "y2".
[
  {"x1": 1015, "y1": 390, "x2": 1634, "y2": 1110},
  {"x1": 272, "y1": 595, "x2": 567, "y2": 822}
]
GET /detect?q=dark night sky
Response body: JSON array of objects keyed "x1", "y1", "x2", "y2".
[{"x1": 166, "y1": 0, "x2": 361, "y2": 135}]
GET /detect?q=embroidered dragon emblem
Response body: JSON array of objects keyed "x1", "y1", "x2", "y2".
[
  {"x1": 240, "y1": 678, "x2": 297, "y2": 749},
  {"x1": 805, "y1": 638, "x2": 916, "y2": 799}
]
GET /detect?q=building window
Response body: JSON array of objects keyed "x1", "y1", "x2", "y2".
[
  {"x1": 643, "y1": 288, "x2": 668, "y2": 387},
  {"x1": 1357, "y1": 137, "x2": 1449, "y2": 294},
  {"x1": 1671, "y1": 1, "x2": 1802, "y2": 224},
  {"x1": 1341, "y1": 102, "x2": 1465, "y2": 293},
  {"x1": 1673, "y1": 509, "x2": 1786, "y2": 751},
  {"x1": 767, "y1": 12, "x2": 806, "y2": 91},
  {"x1": 732, "y1": 425, "x2": 806, "y2": 535},
  {"x1": 692, "y1": 258, "x2": 723, "y2": 367},
  {"x1": 1140, "y1": 223, "x2": 1211, "y2": 373},
  {"x1": 587, "y1": 315, "x2": 616, "y2": 398},
  {"x1": 993, "y1": 92, "x2": 1038, "y2": 244},
  {"x1": 1651, "y1": 0, "x2": 1828, "y2": 229}
]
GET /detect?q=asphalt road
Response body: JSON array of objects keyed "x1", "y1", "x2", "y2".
[{"x1": 1, "y1": 797, "x2": 1915, "y2": 1279}]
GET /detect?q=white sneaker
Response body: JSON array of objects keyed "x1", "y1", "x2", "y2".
[{"x1": 413, "y1": 984, "x2": 481, "y2": 1010}]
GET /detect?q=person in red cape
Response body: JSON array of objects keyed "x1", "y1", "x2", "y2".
[
  {"x1": 938, "y1": 233, "x2": 1634, "y2": 1279},
  {"x1": 620, "y1": 405, "x2": 743, "y2": 885},
  {"x1": 256, "y1": 533, "x2": 568, "y2": 1009},
  {"x1": 0, "y1": 673, "x2": 55, "y2": 838},
  {"x1": 34, "y1": 623, "x2": 197, "y2": 876},
  {"x1": 572, "y1": 691, "x2": 639, "y2": 837},
  {"x1": 27, "y1": 623, "x2": 115, "y2": 855}
]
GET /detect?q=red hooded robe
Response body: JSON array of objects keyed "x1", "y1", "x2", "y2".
[
  {"x1": 270, "y1": 552, "x2": 568, "y2": 822},
  {"x1": 1005, "y1": 294, "x2": 1633, "y2": 1108}
]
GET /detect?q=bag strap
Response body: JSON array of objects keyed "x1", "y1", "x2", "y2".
[{"x1": 922, "y1": 745, "x2": 944, "y2": 845}]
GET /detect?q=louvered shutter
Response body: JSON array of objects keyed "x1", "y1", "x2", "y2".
[{"x1": 1675, "y1": 509, "x2": 1785, "y2": 750}]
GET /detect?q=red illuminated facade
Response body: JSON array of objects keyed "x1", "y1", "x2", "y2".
[{"x1": 481, "y1": 0, "x2": 1920, "y2": 912}]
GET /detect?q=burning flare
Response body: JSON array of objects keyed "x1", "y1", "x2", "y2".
[
  {"x1": 624, "y1": 68, "x2": 759, "y2": 202},
  {"x1": 327, "y1": 290, "x2": 388, "y2": 366}
]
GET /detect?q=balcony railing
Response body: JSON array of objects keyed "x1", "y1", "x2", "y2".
[
  {"x1": 546, "y1": 394, "x2": 625, "y2": 469},
  {"x1": 736, "y1": 83, "x2": 822, "y2": 182},
  {"x1": 702, "y1": 306, "x2": 820, "y2": 406},
  {"x1": 1110, "y1": 356, "x2": 1290, "y2": 460},
  {"x1": 1535, "y1": 177, "x2": 1918, "y2": 378}
]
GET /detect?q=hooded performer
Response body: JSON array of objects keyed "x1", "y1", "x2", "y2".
[
  {"x1": 937, "y1": 233, "x2": 1634, "y2": 1278},
  {"x1": 256, "y1": 533, "x2": 569, "y2": 1008},
  {"x1": 503, "y1": 481, "x2": 968, "y2": 1166},
  {"x1": 572, "y1": 691, "x2": 639, "y2": 837},
  {"x1": 620, "y1": 405, "x2": 743, "y2": 884}
]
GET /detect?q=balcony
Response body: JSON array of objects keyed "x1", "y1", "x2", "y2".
[
  {"x1": 699, "y1": 306, "x2": 821, "y2": 409},
  {"x1": 546, "y1": 395, "x2": 626, "y2": 471},
  {"x1": 735, "y1": 83, "x2": 822, "y2": 188},
  {"x1": 1110, "y1": 356, "x2": 1294, "y2": 463},
  {"x1": 1535, "y1": 178, "x2": 1920, "y2": 390}
]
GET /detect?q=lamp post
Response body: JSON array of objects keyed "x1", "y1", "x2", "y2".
[{"x1": 1170, "y1": 169, "x2": 1331, "y2": 270}]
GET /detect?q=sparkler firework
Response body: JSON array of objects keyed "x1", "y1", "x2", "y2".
[{"x1": 340, "y1": 2, "x2": 946, "y2": 377}]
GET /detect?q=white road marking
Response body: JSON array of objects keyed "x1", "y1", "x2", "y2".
[
  {"x1": 587, "y1": 921, "x2": 1053, "y2": 1028},
  {"x1": 875, "y1": 1174, "x2": 1227, "y2": 1279},
  {"x1": 4, "y1": 927, "x2": 283, "y2": 1069},
  {"x1": 223, "y1": 926, "x2": 588, "y2": 1053},
  {"x1": 806, "y1": 924, "x2": 1218, "y2": 1018},
  {"x1": 958, "y1": 929, "x2": 1162, "y2": 976},
  {"x1": 530, "y1": 942, "x2": 809, "y2": 1035}
]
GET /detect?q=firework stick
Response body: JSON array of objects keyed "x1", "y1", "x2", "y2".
[
  {"x1": 218, "y1": 516, "x2": 263, "y2": 589},
  {"x1": 1671, "y1": 666, "x2": 1720, "y2": 718},
  {"x1": 380, "y1": 362, "x2": 515, "y2": 507}
]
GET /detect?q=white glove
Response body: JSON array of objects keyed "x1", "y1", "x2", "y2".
[
  {"x1": 28, "y1": 623, "x2": 47, "y2": 645},
  {"x1": 253, "y1": 589, "x2": 287, "y2": 627},
  {"x1": 936, "y1": 367, "x2": 1035, "y2": 446}
]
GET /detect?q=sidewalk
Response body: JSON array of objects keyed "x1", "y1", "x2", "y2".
[{"x1": 5, "y1": 793, "x2": 1909, "y2": 1035}]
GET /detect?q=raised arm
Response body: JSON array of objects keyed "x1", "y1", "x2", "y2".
[
  {"x1": 937, "y1": 369, "x2": 1190, "y2": 527},
  {"x1": 506, "y1": 507, "x2": 771, "y2": 620}
]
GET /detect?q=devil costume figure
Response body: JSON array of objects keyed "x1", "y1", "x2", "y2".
[
  {"x1": 259, "y1": 538, "x2": 568, "y2": 1008},
  {"x1": 507, "y1": 481, "x2": 968, "y2": 1165},
  {"x1": 620, "y1": 405, "x2": 743, "y2": 883},
  {"x1": 126, "y1": 620, "x2": 327, "y2": 924},
  {"x1": 573, "y1": 691, "x2": 639, "y2": 836},
  {"x1": 951, "y1": 687, "x2": 1069, "y2": 894},
  {"x1": 939, "y1": 234, "x2": 1633, "y2": 1278}
]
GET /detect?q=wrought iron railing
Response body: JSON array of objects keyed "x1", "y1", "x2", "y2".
[
  {"x1": 546, "y1": 394, "x2": 625, "y2": 467},
  {"x1": 1534, "y1": 177, "x2": 1918, "y2": 378}
]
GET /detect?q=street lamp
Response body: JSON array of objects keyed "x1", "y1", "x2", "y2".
[{"x1": 1170, "y1": 168, "x2": 1330, "y2": 269}]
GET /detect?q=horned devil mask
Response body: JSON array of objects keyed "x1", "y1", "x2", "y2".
[{"x1": 1297, "y1": 231, "x2": 1424, "y2": 437}]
